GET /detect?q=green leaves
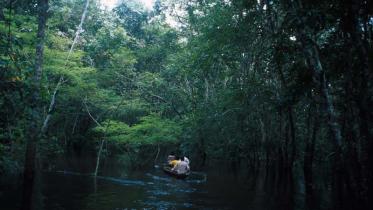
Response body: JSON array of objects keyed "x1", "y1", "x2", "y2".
[{"x1": 92, "y1": 114, "x2": 182, "y2": 145}]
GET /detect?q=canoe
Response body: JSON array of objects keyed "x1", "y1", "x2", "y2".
[{"x1": 162, "y1": 165, "x2": 190, "y2": 179}]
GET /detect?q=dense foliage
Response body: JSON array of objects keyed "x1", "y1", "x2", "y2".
[{"x1": 0, "y1": 0, "x2": 372, "y2": 209}]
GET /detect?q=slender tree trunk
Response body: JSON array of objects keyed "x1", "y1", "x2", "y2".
[
  {"x1": 275, "y1": 56, "x2": 297, "y2": 171},
  {"x1": 84, "y1": 95, "x2": 126, "y2": 177},
  {"x1": 21, "y1": 1, "x2": 48, "y2": 210},
  {"x1": 304, "y1": 100, "x2": 319, "y2": 210},
  {"x1": 154, "y1": 143, "x2": 160, "y2": 166},
  {"x1": 197, "y1": 128, "x2": 207, "y2": 167},
  {"x1": 287, "y1": 108, "x2": 296, "y2": 169},
  {"x1": 94, "y1": 139, "x2": 105, "y2": 177},
  {"x1": 41, "y1": 0, "x2": 90, "y2": 133}
]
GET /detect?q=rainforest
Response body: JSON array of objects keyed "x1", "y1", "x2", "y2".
[{"x1": 0, "y1": 0, "x2": 372, "y2": 209}]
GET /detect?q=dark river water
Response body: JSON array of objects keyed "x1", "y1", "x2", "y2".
[{"x1": 0, "y1": 166, "x2": 303, "y2": 210}]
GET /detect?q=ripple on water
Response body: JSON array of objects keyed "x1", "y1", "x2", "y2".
[
  {"x1": 173, "y1": 188, "x2": 196, "y2": 193},
  {"x1": 146, "y1": 173, "x2": 172, "y2": 182},
  {"x1": 96, "y1": 176, "x2": 146, "y2": 186},
  {"x1": 142, "y1": 200, "x2": 183, "y2": 209},
  {"x1": 147, "y1": 189, "x2": 170, "y2": 196}
]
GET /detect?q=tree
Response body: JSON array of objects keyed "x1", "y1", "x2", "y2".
[{"x1": 21, "y1": 1, "x2": 48, "y2": 209}]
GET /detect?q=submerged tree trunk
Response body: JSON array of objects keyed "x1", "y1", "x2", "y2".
[
  {"x1": 21, "y1": 1, "x2": 48, "y2": 210},
  {"x1": 341, "y1": 1, "x2": 373, "y2": 206},
  {"x1": 291, "y1": 0, "x2": 344, "y2": 208},
  {"x1": 265, "y1": 1, "x2": 297, "y2": 174},
  {"x1": 304, "y1": 100, "x2": 319, "y2": 209},
  {"x1": 94, "y1": 139, "x2": 105, "y2": 177}
]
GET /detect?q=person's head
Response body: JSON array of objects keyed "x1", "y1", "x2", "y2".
[{"x1": 167, "y1": 155, "x2": 175, "y2": 161}]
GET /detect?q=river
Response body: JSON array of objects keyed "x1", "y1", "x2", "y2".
[{"x1": 1, "y1": 166, "x2": 305, "y2": 210}]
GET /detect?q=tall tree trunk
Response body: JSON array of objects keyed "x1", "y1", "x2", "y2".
[
  {"x1": 292, "y1": 0, "x2": 343, "y2": 148},
  {"x1": 21, "y1": 1, "x2": 48, "y2": 210},
  {"x1": 348, "y1": 2, "x2": 372, "y2": 205},
  {"x1": 299, "y1": 33, "x2": 343, "y2": 153},
  {"x1": 274, "y1": 51, "x2": 297, "y2": 171},
  {"x1": 341, "y1": 1, "x2": 372, "y2": 206},
  {"x1": 0, "y1": 1, "x2": 5, "y2": 20},
  {"x1": 290, "y1": 0, "x2": 344, "y2": 208},
  {"x1": 265, "y1": 0, "x2": 297, "y2": 172}
]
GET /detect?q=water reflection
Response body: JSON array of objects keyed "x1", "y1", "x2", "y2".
[{"x1": 1, "y1": 166, "x2": 303, "y2": 210}]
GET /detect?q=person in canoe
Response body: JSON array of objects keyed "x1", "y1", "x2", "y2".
[
  {"x1": 164, "y1": 155, "x2": 191, "y2": 178},
  {"x1": 167, "y1": 154, "x2": 179, "y2": 167},
  {"x1": 171, "y1": 156, "x2": 190, "y2": 174}
]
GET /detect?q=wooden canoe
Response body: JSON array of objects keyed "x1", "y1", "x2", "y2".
[{"x1": 162, "y1": 165, "x2": 190, "y2": 179}]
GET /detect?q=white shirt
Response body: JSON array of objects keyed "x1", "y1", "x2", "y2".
[
  {"x1": 173, "y1": 160, "x2": 190, "y2": 174},
  {"x1": 184, "y1": 157, "x2": 190, "y2": 165}
]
